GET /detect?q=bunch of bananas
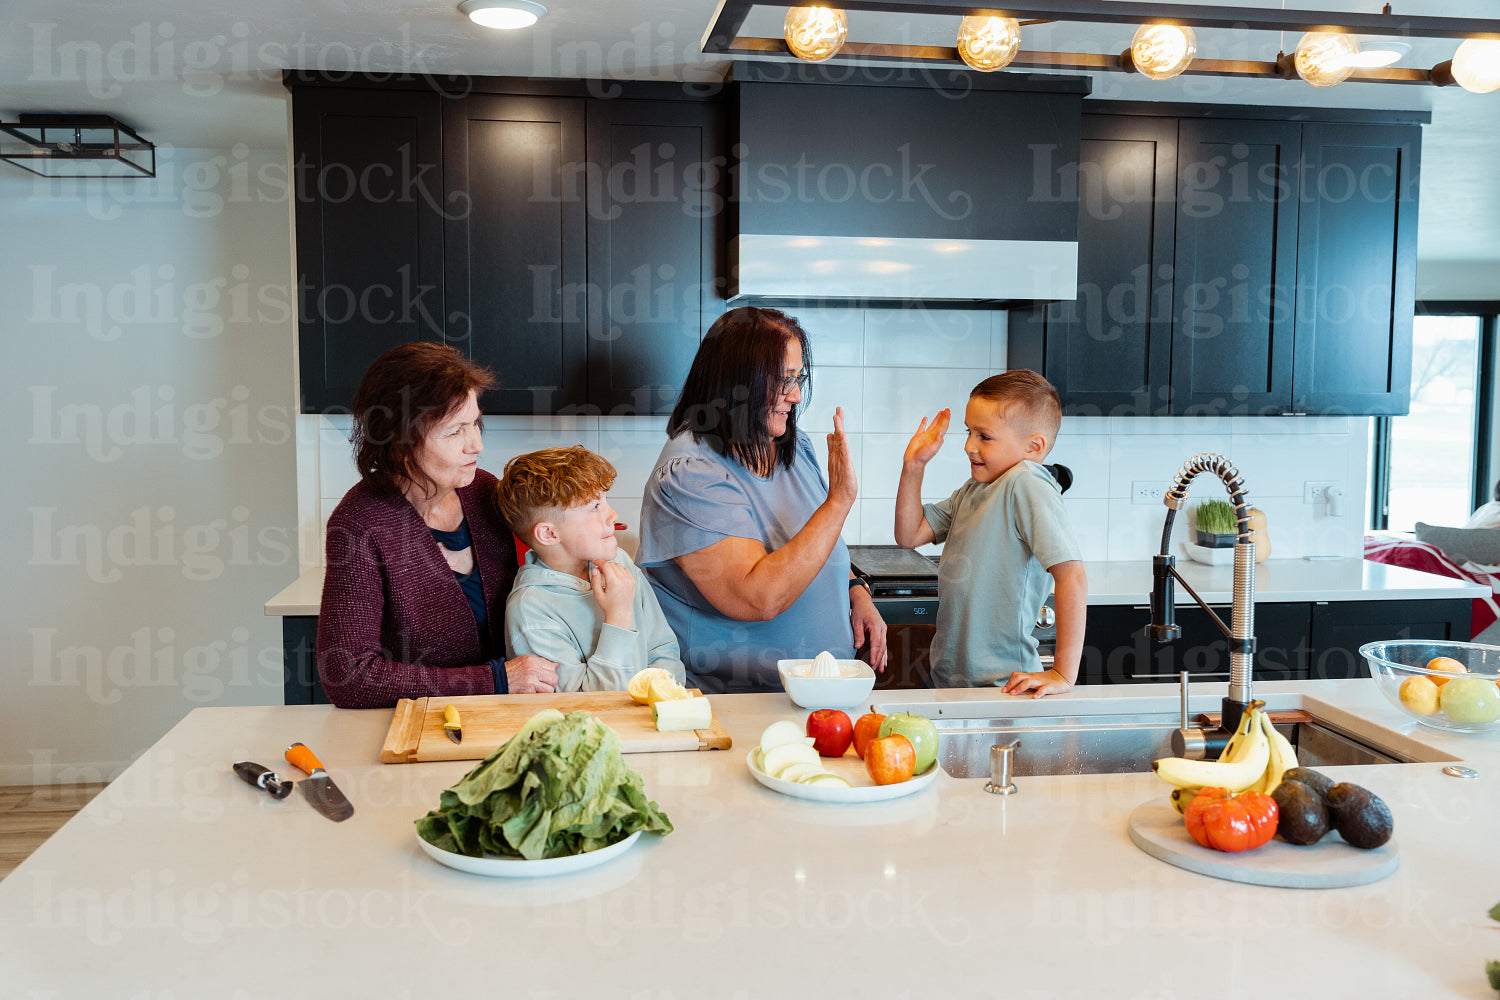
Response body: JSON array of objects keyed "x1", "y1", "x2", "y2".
[{"x1": 1153, "y1": 700, "x2": 1299, "y2": 813}]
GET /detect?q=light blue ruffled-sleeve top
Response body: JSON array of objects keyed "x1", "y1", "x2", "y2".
[{"x1": 637, "y1": 430, "x2": 855, "y2": 693}]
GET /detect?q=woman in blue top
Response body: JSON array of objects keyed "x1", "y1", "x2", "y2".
[{"x1": 637, "y1": 307, "x2": 888, "y2": 693}]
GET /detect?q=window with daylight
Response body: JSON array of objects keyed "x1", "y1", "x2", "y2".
[{"x1": 1372, "y1": 313, "x2": 1485, "y2": 533}]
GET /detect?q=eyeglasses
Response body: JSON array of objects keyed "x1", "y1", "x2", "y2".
[{"x1": 776, "y1": 370, "x2": 809, "y2": 395}]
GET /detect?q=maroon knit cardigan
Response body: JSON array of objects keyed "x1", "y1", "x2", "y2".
[{"x1": 317, "y1": 469, "x2": 518, "y2": 709}]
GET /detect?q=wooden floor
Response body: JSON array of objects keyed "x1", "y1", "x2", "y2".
[{"x1": 0, "y1": 783, "x2": 109, "y2": 882}]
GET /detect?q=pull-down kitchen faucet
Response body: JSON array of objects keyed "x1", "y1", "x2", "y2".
[{"x1": 1148, "y1": 453, "x2": 1256, "y2": 758}]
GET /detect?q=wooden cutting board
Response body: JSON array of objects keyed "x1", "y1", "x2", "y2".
[
  {"x1": 1127, "y1": 802, "x2": 1398, "y2": 888},
  {"x1": 379, "y1": 691, "x2": 732, "y2": 764}
]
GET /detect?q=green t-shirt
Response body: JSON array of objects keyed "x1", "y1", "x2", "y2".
[{"x1": 923, "y1": 460, "x2": 1081, "y2": 688}]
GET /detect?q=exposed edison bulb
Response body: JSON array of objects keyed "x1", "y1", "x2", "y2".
[
  {"x1": 956, "y1": 15, "x2": 1021, "y2": 72},
  {"x1": 1294, "y1": 31, "x2": 1360, "y2": 87},
  {"x1": 784, "y1": 6, "x2": 848, "y2": 63},
  {"x1": 1129, "y1": 23, "x2": 1196, "y2": 80},
  {"x1": 1451, "y1": 38, "x2": 1500, "y2": 94}
]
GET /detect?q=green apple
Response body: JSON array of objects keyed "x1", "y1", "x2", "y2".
[{"x1": 878, "y1": 712, "x2": 939, "y2": 774}]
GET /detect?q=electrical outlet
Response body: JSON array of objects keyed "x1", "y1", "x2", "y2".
[
  {"x1": 1304, "y1": 481, "x2": 1337, "y2": 504},
  {"x1": 1132, "y1": 481, "x2": 1167, "y2": 505}
]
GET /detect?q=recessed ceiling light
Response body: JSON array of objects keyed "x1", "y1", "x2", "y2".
[{"x1": 459, "y1": 0, "x2": 547, "y2": 30}]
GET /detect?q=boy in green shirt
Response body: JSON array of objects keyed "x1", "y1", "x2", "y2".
[{"x1": 895, "y1": 371, "x2": 1087, "y2": 695}]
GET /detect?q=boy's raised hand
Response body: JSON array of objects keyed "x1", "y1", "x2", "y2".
[
  {"x1": 590, "y1": 559, "x2": 636, "y2": 630},
  {"x1": 904, "y1": 408, "x2": 951, "y2": 467}
]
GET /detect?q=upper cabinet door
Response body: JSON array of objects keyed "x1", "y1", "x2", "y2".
[
  {"x1": 444, "y1": 95, "x2": 587, "y2": 415},
  {"x1": 292, "y1": 89, "x2": 446, "y2": 412},
  {"x1": 1171, "y1": 120, "x2": 1301, "y2": 415},
  {"x1": 1043, "y1": 115, "x2": 1177, "y2": 416},
  {"x1": 1292, "y1": 123, "x2": 1419, "y2": 416},
  {"x1": 584, "y1": 100, "x2": 724, "y2": 415}
]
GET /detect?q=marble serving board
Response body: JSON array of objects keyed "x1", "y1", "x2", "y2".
[
  {"x1": 380, "y1": 691, "x2": 732, "y2": 763},
  {"x1": 1127, "y1": 802, "x2": 1398, "y2": 889}
]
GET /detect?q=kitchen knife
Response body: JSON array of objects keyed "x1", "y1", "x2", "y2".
[
  {"x1": 443, "y1": 703, "x2": 462, "y2": 744},
  {"x1": 284, "y1": 742, "x2": 355, "y2": 822},
  {"x1": 233, "y1": 761, "x2": 294, "y2": 799}
]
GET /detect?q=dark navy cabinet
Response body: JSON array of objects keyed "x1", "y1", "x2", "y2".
[{"x1": 1013, "y1": 106, "x2": 1424, "y2": 418}]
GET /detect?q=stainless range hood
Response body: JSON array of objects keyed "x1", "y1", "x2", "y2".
[
  {"x1": 731, "y1": 233, "x2": 1078, "y2": 301},
  {"x1": 729, "y1": 65, "x2": 1086, "y2": 303}
]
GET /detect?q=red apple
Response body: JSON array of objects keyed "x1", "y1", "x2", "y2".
[
  {"x1": 805, "y1": 709, "x2": 854, "y2": 757},
  {"x1": 852, "y1": 711, "x2": 885, "y2": 759},
  {"x1": 865, "y1": 733, "x2": 916, "y2": 785}
]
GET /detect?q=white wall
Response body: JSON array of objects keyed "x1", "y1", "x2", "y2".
[
  {"x1": 1416, "y1": 260, "x2": 1500, "y2": 300},
  {"x1": 1, "y1": 144, "x2": 298, "y2": 784},
  {"x1": 305, "y1": 306, "x2": 1367, "y2": 570}
]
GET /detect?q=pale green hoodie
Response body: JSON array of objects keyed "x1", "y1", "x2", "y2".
[{"x1": 504, "y1": 548, "x2": 686, "y2": 692}]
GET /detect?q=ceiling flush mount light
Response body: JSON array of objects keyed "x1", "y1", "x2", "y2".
[
  {"x1": 956, "y1": 15, "x2": 1021, "y2": 73},
  {"x1": 784, "y1": 6, "x2": 848, "y2": 62},
  {"x1": 0, "y1": 113, "x2": 155, "y2": 177},
  {"x1": 1433, "y1": 38, "x2": 1500, "y2": 93},
  {"x1": 1294, "y1": 31, "x2": 1360, "y2": 87},
  {"x1": 1124, "y1": 23, "x2": 1196, "y2": 80},
  {"x1": 459, "y1": 0, "x2": 546, "y2": 30},
  {"x1": 1346, "y1": 37, "x2": 1410, "y2": 68}
]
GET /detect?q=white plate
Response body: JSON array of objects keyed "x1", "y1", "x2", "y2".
[
  {"x1": 417, "y1": 829, "x2": 642, "y2": 878},
  {"x1": 746, "y1": 749, "x2": 939, "y2": 803}
]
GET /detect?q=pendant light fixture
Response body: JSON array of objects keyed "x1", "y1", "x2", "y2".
[
  {"x1": 784, "y1": 6, "x2": 848, "y2": 62},
  {"x1": 1124, "y1": 23, "x2": 1197, "y2": 80},
  {"x1": 956, "y1": 15, "x2": 1022, "y2": 73},
  {"x1": 1440, "y1": 38, "x2": 1500, "y2": 93},
  {"x1": 705, "y1": 1, "x2": 1500, "y2": 90},
  {"x1": 1293, "y1": 31, "x2": 1360, "y2": 87}
]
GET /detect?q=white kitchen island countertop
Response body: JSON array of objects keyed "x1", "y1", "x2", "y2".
[{"x1": 2, "y1": 679, "x2": 1495, "y2": 998}]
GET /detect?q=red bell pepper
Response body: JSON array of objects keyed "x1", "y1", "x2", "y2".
[{"x1": 1182, "y1": 786, "x2": 1279, "y2": 853}]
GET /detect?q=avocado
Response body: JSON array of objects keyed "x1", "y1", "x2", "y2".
[
  {"x1": 1326, "y1": 782, "x2": 1394, "y2": 850},
  {"x1": 1271, "y1": 780, "x2": 1330, "y2": 845},
  {"x1": 1283, "y1": 767, "x2": 1335, "y2": 801}
]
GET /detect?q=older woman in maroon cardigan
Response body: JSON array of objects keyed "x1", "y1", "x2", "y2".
[{"x1": 317, "y1": 343, "x2": 559, "y2": 708}]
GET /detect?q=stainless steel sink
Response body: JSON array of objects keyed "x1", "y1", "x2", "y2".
[{"x1": 875, "y1": 708, "x2": 1405, "y2": 779}]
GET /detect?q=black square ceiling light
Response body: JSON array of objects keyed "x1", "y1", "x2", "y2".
[{"x1": 0, "y1": 114, "x2": 155, "y2": 178}]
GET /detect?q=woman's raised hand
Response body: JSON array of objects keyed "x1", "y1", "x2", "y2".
[
  {"x1": 826, "y1": 406, "x2": 858, "y2": 509},
  {"x1": 904, "y1": 409, "x2": 951, "y2": 467}
]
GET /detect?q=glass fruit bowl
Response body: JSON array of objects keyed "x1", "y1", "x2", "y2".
[{"x1": 1360, "y1": 639, "x2": 1500, "y2": 734}]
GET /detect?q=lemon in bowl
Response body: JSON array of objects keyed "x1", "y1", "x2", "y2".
[{"x1": 1360, "y1": 640, "x2": 1500, "y2": 733}]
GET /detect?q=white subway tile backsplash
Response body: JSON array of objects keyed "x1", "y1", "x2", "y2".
[
  {"x1": 477, "y1": 425, "x2": 600, "y2": 479},
  {"x1": 862, "y1": 367, "x2": 983, "y2": 434},
  {"x1": 1109, "y1": 414, "x2": 1234, "y2": 436},
  {"x1": 802, "y1": 365, "x2": 864, "y2": 434},
  {"x1": 1106, "y1": 432, "x2": 1234, "y2": 499},
  {"x1": 864, "y1": 308, "x2": 996, "y2": 369},
  {"x1": 1047, "y1": 434, "x2": 1111, "y2": 500},
  {"x1": 297, "y1": 308, "x2": 1369, "y2": 571},
  {"x1": 1226, "y1": 433, "x2": 1348, "y2": 499},
  {"x1": 318, "y1": 420, "x2": 359, "y2": 501},
  {"x1": 795, "y1": 307, "x2": 865, "y2": 366},
  {"x1": 1106, "y1": 501, "x2": 1176, "y2": 561},
  {"x1": 598, "y1": 417, "x2": 670, "y2": 497},
  {"x1": 1059, "y1": 416, "x2": 1112, "y2": 436},
  {"x1": 1061, "y1": 498, "x2": 1110, "y2": 562},
  {"x1": 857, "y1": 432, "x2": 971, "y2": 499}
]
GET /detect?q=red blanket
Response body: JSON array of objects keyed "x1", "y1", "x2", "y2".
[{"x1": 1363, "y1": 535, "x2": 1499, "y2": 637}]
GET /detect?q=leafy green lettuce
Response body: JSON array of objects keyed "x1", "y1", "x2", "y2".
[{"x1": 415, "y1": 709, "x2": 673, "y2": 860}]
